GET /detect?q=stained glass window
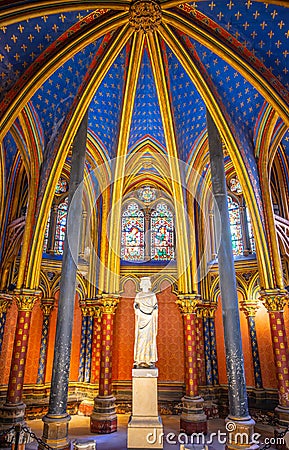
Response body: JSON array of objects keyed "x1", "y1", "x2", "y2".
[
  {"x1": 138, "y1": 186, "x2": 156, "y2": 203},
  {"x1": 228, "y1": 176, "x2": 242, "y2": 195},
  {"x1": 151, "y1": 203, "x2": 174, "y2": 261},
  {"x1": 228, "y1": 196, "x2": 243, "y2": 256},
  {"x1": 43, "y1": 210, "x2": 51, "y2": 253},
  {"x1": 121, "y1": 202, "x2": 145, "y2": 261},
  {"x1": 246, "y1": 209, "x2": 256, "y2": 253},
  {"x1": 55, "y1": 177, "x2": 68, "y2": 194},
  {"x1": 54, "y1": 197, "x2": 68, "y2": 255}
]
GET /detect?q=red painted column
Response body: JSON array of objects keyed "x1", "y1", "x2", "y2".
[
  {"x1": 0, "y1": 289, "x2": 40, "y2": 429},
  {"x1": 195, "y1": 314, "x2": 206, "y2": 387},
  {"x1": 177, "y1": 294, "x2": 207, "y2": 434},
  {"x1": 260, "y1": 290, "x2": 289, "y2": 427},
  {"x1": 90, "y1": 295, "x2": 119, "y2": 434},
  {"x1": 91, "y1": 308, "x2": 101, "y2": 384}
]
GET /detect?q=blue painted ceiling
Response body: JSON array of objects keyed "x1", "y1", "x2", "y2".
[{"x1": 1, "y1": 1, "x2": 289, "y2": 170}]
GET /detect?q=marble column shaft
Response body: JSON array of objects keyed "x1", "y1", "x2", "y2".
[
  {"x1": 47, "y1": 112, "x2": 88, "y2": 417},
  {"x1": 207, "y1": 110, "x2": 249, "y2": 419}
]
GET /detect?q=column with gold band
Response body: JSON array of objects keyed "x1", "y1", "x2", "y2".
[
  {"x1": 240, "y1": 301, "x2": 262, "y2": 389},
  {"x1": 0, "y1": 293, "x2": 12, "y2": 354},
  {"x1": 260, "y1": 290, "x2": 289, "y2": 426},
  {"x1": 90, "y1": 295, "x2": 119, "y2": 434},
  {"x1": 0, "y1": 289, "x2": 40, "y2": 429},
  {"x1": 37, "y1": 298, "x2": 55, "y2": 385},
  {"x1": 91, "y1": 306, "x2": 101, "y2": 384},
  {"x1": 177, "y1": 294, "x2": 207, "y2": 434}
]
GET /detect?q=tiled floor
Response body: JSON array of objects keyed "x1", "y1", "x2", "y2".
[{"x1": 24, "y1": 414, "x2": 278, "y2": 450}]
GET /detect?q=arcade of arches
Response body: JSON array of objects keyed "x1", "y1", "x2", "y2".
[{"x1": 0, "y1": 0, "x2": 289, "y2": 448}]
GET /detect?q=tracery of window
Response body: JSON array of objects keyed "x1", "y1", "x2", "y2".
[
  {"x1": 138, "y1": 186, "x2": 157, "y2": 203},
  {"x1": 121, "y1": 202, "x2": 145, "y2": 261},
  {"x1": 151, "y1": 203, "x2": 175, "y2": 261},
  {"x1": 55, "y1": 177, "x2": 68, "y2": 194},
  {"x1": 228, "y1": 196, "x2": 243, "y2": 256}
]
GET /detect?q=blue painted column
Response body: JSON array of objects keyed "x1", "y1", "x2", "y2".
[
  {"x1": 0, "y1": 294, "x2": 12, "y2": 354},
  {"x1": 78, "y1": 313, "x2": 88, "y2": 382},
  {"x1": 206, "y1": 111, "x2": 255, "y2": 447},
  {"x1": 203, "y1": 314, "x2": 213, "y2": 386},
  {"x1": 37, "y1": 299, "x2": 55, "y2": 384},
  {"x1": 241, "y1": 301, "x2": 263, "y2": 389},
  {"x1": 209, "y1": 313, "x2": 219, "y2": 386},
  {"x1": 41, "y1": 112, "x2": 88, "y2": 449},
  {"x1": 84, "y1": 315, "x2": 93, "y2": 383}
]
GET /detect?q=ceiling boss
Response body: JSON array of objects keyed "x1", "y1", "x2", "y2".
[{"x1": 129, "y1": 0, "x2": 162, "y2": 33}]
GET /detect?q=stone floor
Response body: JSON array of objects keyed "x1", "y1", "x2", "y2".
[{"x1": 23, "y1": 414, "x2": 280, "y2": 450}]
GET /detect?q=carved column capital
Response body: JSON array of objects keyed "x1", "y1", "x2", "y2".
[
  {"x1": 0, "y1": 293, "x2": 13, "y2": 314},
  {"x1": 100, "y1": 294, "x2": 119, "y2": 315},
  {"x1": 240, "y1": 300, "x2": 260, "y2": 318},
  {"x1": 197, "y1": 301, "x2": 217, "y2": 319},
  {"x1": 176, "y1": 294, "x2": 201, "y2": 315},
  {"x1": 80, "y1": 299, "x2": 101, "y2": 317},
  {"x1": 259, "y1": 289, "x2": 288, "y2": 312},
  {"x1": 40, "y1": 298, "x2": 55, "y2": 316},
  {"x1": 14, "y1": 289, "x2": 42, "y2": 311}
]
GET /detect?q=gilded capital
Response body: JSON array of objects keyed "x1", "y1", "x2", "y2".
[
  {"x1": 240, "y1": 300, "x2": 259, "y2": 318},
  {"x1": 101, "y1": 294, "x2": 119, "y2": 314},
  {"x1": 80, "y1": 299, "x2": 101, "y2": 317},
  {"x1": 259, "y1": 289, "x2": 288, "y2": 312},
  {"x1": 176, "y1": 294, "x2": 201, "y2": 315},
  {"x1": 40, "y1": 298, "x2": 55, "y2": 316},
  {"x1": 14, "y1": 289, "x2": 41, "y2": 311},
  {"x1": 198, "y1": 302, "x2": 217, "y2": 319},
  {"x1": 0, "y1": 293, "x2": 13, "y2": 314},
  {"x1": 129, "y1": 1, "x2": 162, "y2": 33}
]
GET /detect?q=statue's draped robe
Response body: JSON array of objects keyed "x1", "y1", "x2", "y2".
[{"x1": 134, "y1": 292, "x2": 158, "y2": 366}]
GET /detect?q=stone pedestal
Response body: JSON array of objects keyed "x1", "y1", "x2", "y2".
[
  {"x1": 127, "y1": 368, "x2": 163, "y2": 449},
  {"x1": 40, "y1": 413, "x2": 71, "y2": 449},
  {"x1": 180, "y1": 396, "x2": 207, "y2": 435},
  {"x1": 90, "y1": 395, "x2": 117, "y2": 434},
  {"x1": 225, "y1": 417, "x2": 258, "y2": 450}
]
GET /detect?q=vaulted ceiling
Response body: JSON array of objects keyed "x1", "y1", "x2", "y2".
[{"x1": 1, "y1": 1, "x2": 289, "y2": 190}]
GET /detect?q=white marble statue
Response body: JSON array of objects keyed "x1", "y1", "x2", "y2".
[{"x1": 133, "y1": 277, "x2": 158, "y2": 368}]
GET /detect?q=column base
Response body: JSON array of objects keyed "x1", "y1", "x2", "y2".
[
  {"x1": 225, "y1": 416, "x2": 258, "y2": 450},
  {"x1": 90, "y1": 395, "x2": 117, "y2": 434},
  {"x1": 0, "y1": 402, "x2": 26, "y2": 425},
  {"x1": 180, "y1": 396, "x2": 207, "y2": 435},
  {"x1": 274, "y1": 405, "x2": 289, "y2": 450},
  {"x1": 0, "y1": 403, "x2": 26, "y2": 448},
  {"x1": 40, "y1": 413, "x2": 71, "y2": 449}
]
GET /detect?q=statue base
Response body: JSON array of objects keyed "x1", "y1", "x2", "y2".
[{"x1": 127, "y1": 368, "x2": 163, "y2": 449}]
